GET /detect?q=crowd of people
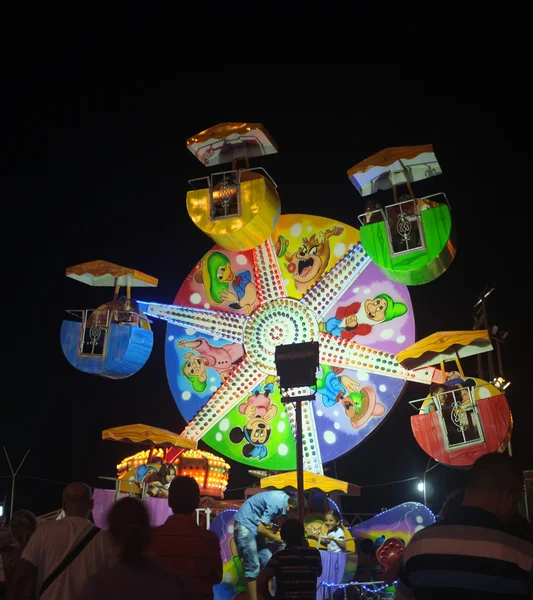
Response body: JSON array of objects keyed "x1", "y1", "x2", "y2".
[
  {"x1": 1, "y1": 477, "x2": 222, "y2": 600},
  {"x1": 0, "y1": 452, "x2": 532, "y2": 600}
]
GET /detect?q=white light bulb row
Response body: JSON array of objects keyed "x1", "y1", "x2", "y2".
[
  {"x1": 252, "y1": 238, "x2": 287, "y2": 302},
  {"x1": 147, "y1": 303, "x2": 247, "y2": 343},
  {"x1": 285, "y1": 401, "x2": 323, "y2": 475},
  {"x1": 181, "y1": 359, "x2": 265, "y2": 439},
  {"x1": 301, "y1": 243, "x2": 370, "y2": 318}
]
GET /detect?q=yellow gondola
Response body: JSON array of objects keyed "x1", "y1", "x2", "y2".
[{"x1": 186, "y1": 123, "x2": 281, "y2": 251}]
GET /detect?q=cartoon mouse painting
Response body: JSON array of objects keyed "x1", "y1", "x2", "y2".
[{"x1": 229, "y1": 380, "x2": 278, "y2": 460}]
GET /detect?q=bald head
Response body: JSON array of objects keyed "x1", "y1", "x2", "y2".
[
  {"x1": 62, "y1": 482, "x2": 93, "y2": 518},
  {"x1": 463, "y1": 453, "x2": 524, "y2": 523},
  {"x1": 466, "y1": 452, "x2": 524, "y2": 493}
]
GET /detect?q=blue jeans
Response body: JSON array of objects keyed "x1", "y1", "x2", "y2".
[{"x1": 233, "y1": 522, "x2": 272, "y2": 578}]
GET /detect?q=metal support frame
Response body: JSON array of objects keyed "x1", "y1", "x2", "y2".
[
  {"x1": 3, "y1": 447, "x2": 30, "y2": 521},
  {"x1": 357, "y1": 191, "x2": 449, "y2": 227},
  {"x1": 280, "y1": 393, "x2": 316, "y2": 523},
  {"x1": 472, "y1": 285, "x2": 513, "y2": 455},
  {"x1": 97, "y1": 475, "x2": 147, "y2": 501},
  {"x1": 195, "y1": 507, "x2": 212, "y2": 528},
  {"x1": 275, "y1": 342, "x2": 319, "y2": 523},
  {"x1": 409, "y1": 385, "x2": 486, "y2": 451}
]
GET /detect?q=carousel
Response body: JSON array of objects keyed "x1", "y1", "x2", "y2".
[{"x1": 93, "y1": 424, "x2": 233, "y2": 529}]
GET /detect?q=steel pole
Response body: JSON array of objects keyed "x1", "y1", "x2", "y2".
[
  {"x1": 482, "y1": 298, "x2": 495, "y2": 380},
  {"x1": 295, "y1": 399, "x2": 305, "y2": 523}
]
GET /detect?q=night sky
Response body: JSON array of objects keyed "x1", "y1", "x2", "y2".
[{"x1": 4, "y1": 37, "x2": 530, "y2": 521}]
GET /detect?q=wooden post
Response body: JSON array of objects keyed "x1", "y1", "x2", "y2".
[
  {"x1": 454, "y1": 356, "x2": 465, "y2": 378},
  {"x1": 440, "y1": 361, "x2": 446, "y2": 379},
  {"x1": 406, "y1": 180, "x2": 416, "y2": 199}
]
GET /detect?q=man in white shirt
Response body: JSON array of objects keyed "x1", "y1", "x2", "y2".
[{"x1": 7, "y1": 482, "x2": 115, "y2": 600}]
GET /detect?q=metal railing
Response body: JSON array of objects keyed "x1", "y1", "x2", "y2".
[
  {"x1": 409, "y1": 384, "x2": 486, "y2": 450},
  {"x1": 358, "y1": 192, "x2": 450, "y2": 226}
]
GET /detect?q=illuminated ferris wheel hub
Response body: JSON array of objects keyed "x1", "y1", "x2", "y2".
[{"x1": 243, "y1": 297, "x2": 320, "y2": 376}]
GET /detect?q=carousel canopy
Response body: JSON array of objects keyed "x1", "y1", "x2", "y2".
[
  {"x1": 260, "y1": 470, "x2": 361, "y2": 496},
  {"x1": 347, "y1": 144, "x2": 442, "y2": 197},
  {"x1": 186, "y1": 122, "x2": 278, "y2": 167},
  {"x1": 102, "y1": 424, "x2": 197, "y2": 450},
  {"x1": 66, "y1": 260, "x2": 158, "y2": 288},
  {"x1": 396, "y1": 330, "x2": 493, "y2": 371}
]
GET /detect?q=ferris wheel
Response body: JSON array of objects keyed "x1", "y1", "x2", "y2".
[{"x1": 139, "y1": 213, "x2": 444, "y2": 474}]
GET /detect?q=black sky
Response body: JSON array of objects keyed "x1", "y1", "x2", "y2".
[{"x1": 4, "y1": 30, "x2": 531, "y2": 518}]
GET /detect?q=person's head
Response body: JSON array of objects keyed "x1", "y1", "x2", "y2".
[
  {"x1": 429, "y1": 383, "x2": 447, "y2": 398},
  {"x1": 280, "y1": 518, "x2": 306, "y2": 547},
  {"x1": 62, "y1": 482, "x2": 93, "y2": 518},
  {"x1": 168, "y1": 476, "x2": 200, "y2": 515},
  {"x1": 438, "y1": 489, "x2": 464, "y2": 521},
  {"x1": 159, "y1": 463, "x2": 176, "y2": 485},
  {"x1": 286, "y1": 495, "x2": 307, "y2": 517},
  {"x1": 10, "y1": 510, "x2": 38, "y2": 547},
  {"x1": 463, "y1": 452, "x2": 524, "y2": 524},
  {"x1": 108, "y1": 497, "x2": 151, "y2": 566},
  {"x1": 324, "y1": 509, "x2": 341, "y2": 531}
]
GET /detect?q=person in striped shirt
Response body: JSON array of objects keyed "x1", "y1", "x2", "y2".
[
  {"x1": 396, "y1": 452, "x2": 533, "y2": 600},
  {"x1": 257, "y1": 519, "x2": 322, "y2": 600}
]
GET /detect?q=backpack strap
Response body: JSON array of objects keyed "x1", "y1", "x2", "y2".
[{"x1": 39, "y1": 526, "x2": 100, "y2": 598}]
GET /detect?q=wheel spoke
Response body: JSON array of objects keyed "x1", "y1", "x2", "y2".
[
  {"x1": 282, "y1": 391, "x2": 324, "y2": 475},
  {"x1": 141, "y1": 302, "x2": 247, "y2": 344},
  {"x1": 301, "y1": 243, "x2": 371, "y2": 319},
  {"x1": 180, "y1": 357, "x2": 266, "y2": 441},
  {"x1": 252, "y1": 238, "x2": 287, "y2": 303},
  {"x1": 319, "y1": 332, "x2": 442, "y2": 385}
]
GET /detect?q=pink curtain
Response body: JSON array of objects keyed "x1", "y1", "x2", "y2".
[{"x1": 92, "y1": 489, "x2": 172, "y2": 529}]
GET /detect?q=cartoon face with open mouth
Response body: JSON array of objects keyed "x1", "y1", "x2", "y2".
[
  {"x1": 283, "y1": 226, "x2": 344, "y2": 291},
  {"x1": 287, "y1": 245, "x2": 321, "y2": 284}
]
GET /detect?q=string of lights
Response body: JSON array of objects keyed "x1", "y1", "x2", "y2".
[
  {"x1": 319, "y1": 579, "x2": 397, "y2": 599},
  {"x1": 320, "y1": 579, "x2": 394, "y2": 590},
  {"x1": 359, "y1": 461, "x2": 439, "y2": 489}
]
